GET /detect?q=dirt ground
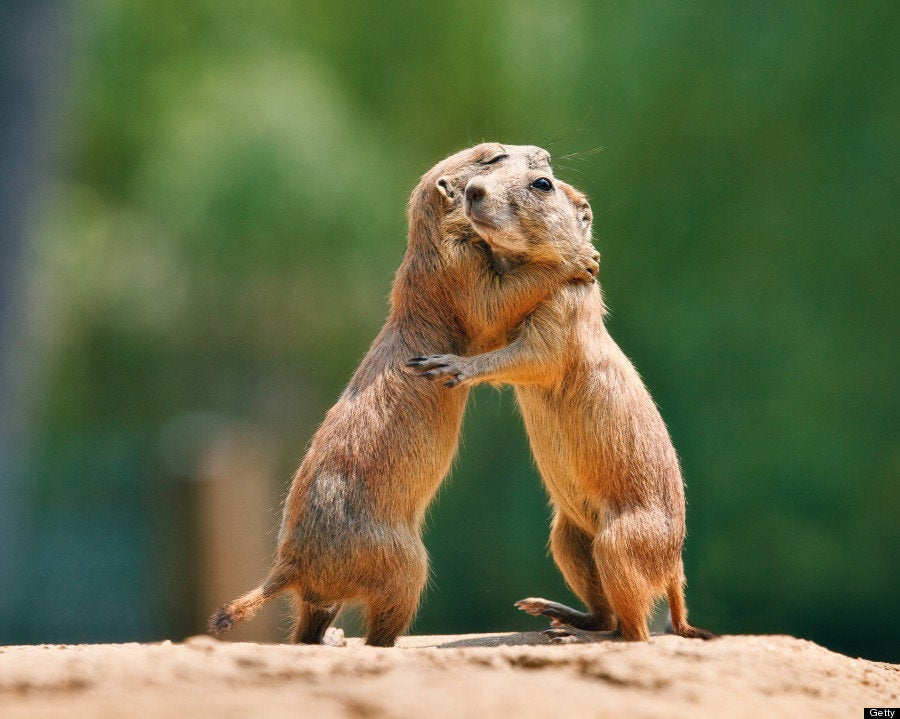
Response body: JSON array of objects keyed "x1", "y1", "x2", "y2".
[{"x1": 1, "y1": 632, "x2": 897, "y2": 718}]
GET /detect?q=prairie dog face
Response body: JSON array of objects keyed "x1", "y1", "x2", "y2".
[
  {"x1": 409, "y1": 142, "x2": 512, "y2": 248},
  {"x1": 456, "y1": 147, "x2": 594, "y2": 265},
  {"x1": 431, "y1": 143, "x2": 511, "y2": 206}
]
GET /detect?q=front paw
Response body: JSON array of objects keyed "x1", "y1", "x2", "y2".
[
  {"x1": 581, "y1": 249, "x2": 600, "y2": 283},
  {"x1": 405, "y1": 355, "x2": 470, "y2": 388},
  {"x1": 569, "y1": 245, "x2": 599, "y2": 284}
]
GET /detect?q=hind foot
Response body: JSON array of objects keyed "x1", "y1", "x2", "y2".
[
  {"x1": 673, "y1": 625, "x2": 717, "y2": 640},
  {"x1": 515, "y1": 597, "x2": 585, "y2": 626},
  {"x1": 515, "y1": 597, "x2": 612, "y2": 631},
  {"x1": 208, "y1": 608, "x2": 233, "y2": 635}
]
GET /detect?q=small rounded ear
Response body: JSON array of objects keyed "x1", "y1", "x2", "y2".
[
  {"x1": 577, "y1": 200, "x2": 593, "y2": 234},
  {"x1": 562, "y1": 183, "x2": 593, "y2": 235},
  {"x1": 436, "y1": 176, "x2": 456, "y2": 205}
]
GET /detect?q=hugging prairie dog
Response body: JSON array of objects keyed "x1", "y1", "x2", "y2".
[
  {"x1": 208, "y1": 144, "x2": 598, "y2": 646},
  {"x1": 411, "y1": 173, "x2": 713, "y2": 641}
]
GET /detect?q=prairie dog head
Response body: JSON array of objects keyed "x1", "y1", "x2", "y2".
[
  {"x1": 458, "y1": 148, "x2": 594, "y2": 267},
  {"x1": 407, "y1": 143, "x2": 594, "y2": 275},
  {"x1": 408, "y1": 142, "x2": 509, "y2": 244}
]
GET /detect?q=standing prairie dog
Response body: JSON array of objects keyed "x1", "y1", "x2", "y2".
[
  {"x1": 410, "y1": 174, "x2": 714, "y2": 641},
  {"x1": 208, "y1": 144, "x2": 599, "y2": 646}
]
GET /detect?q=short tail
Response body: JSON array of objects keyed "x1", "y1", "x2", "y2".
[
  {"x1": 208, "y1": 567, "x2": 293, "y2": 635},
  {"x1": 666, "y1": 579, "x2": 716, "y2": 640}
]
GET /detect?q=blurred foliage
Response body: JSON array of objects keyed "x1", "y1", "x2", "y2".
[{"x1": 6, "y1": 0, "x2": 897, "y2": 660}]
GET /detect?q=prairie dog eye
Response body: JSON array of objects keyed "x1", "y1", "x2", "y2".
[{"x1": 531, "y1": 177, "x2": 554, "y2": 192}]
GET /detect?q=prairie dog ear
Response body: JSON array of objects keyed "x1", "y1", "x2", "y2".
[
  {"x1": 436, "y1": 176, "x2": 457, "y2": 206},
  {"x1": 562, "y1": 183, "x2": 593, "y2": 234},
  {"x1": 577, "y1": 200, "x2": 593, "y2": 233}
]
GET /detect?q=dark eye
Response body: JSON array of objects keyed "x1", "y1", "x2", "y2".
[{"x1": 531, "y1": 177, "x2": 554, "y2": 192}]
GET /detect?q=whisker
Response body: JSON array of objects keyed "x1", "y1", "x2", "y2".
[{"x1": 556, "y1": 146, "x2": 606, "y2": 161}]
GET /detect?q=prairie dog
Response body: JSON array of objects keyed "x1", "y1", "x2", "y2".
[
  {"x1": 410, "y1": 176, "x2": 713, "y2": 641},
  {"x1": 208, "y1": 144, "x2": 599, "y2": 646}
]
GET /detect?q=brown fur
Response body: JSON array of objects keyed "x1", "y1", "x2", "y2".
[
  {"x1": 208, "y1": 143, "x2": 599, "y2": 646},
  {"x1": 410, "y1": 177, "x2": 714, "y2": 642}
]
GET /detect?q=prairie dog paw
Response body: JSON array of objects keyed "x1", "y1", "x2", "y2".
[
  {"x1": 405, "y1": 355, "x2": 471, "y2": 388},
  {"x1": 515, "y1": 597, "x2": 554, "y2": 616},
  {"x1": 515, "y1": 597, "x2": 563, "y2": 624},
  {"x1": 568, "y1": 245, "x2": 599, "y2": 283}
]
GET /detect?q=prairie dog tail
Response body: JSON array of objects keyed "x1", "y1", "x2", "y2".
[
  {"x1": 208, "y1": 567, "x2": 293, "y2": 635},
  {"x1": 666, "y1": 578, "x2": 716, "y2": 640}
]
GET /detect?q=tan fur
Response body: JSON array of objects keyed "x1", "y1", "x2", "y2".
[
  {"x1": 208, "y1": 144, "x2": 599, "y2": 646},
  {"x1": 410, "y1": 178, "x2": 714, "y2": 642}
]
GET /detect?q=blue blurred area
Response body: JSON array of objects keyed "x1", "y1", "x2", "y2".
[{"x1": 0, "y1": 0, "x2": 897, "y2": 660}]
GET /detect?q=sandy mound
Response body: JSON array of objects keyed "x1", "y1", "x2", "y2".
[{"x1": 1, "y1": 633, "x2": 896, "y2": 718}]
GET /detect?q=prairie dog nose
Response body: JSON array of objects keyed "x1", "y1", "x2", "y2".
[{"x1": 465, "y1": 178, "x2": 487, "y2": 205}]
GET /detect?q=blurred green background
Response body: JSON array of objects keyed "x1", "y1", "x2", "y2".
[{"x1": 0, "y1": 1, "x2": 896, "y2": 661}]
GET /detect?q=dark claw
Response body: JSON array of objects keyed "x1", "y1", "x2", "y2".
[
  {"x1": 406, "y1": 357, "x2": 426, "y2": 366},
  {"x1": 444, "y1": 377, "x2": 460, "y2": 388}
]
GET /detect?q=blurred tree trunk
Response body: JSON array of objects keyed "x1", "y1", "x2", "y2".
[{"x1": 0, "y1": 0, "x2": 63, "y2": 639}]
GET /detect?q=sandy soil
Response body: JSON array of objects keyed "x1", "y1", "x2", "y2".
[{"x1": 1, "y1": 632, "x2": 897, "y2": 718}]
